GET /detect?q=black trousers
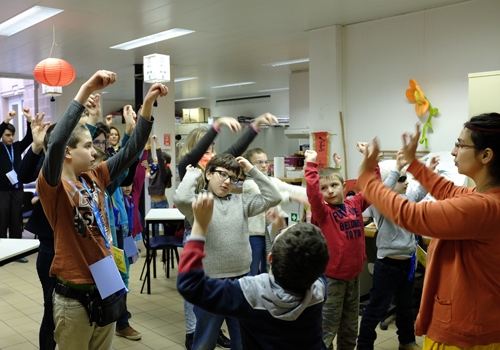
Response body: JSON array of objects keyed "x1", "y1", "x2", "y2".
[{"x1": 0, "y1": 189, "x2": 23, "y2": 238}]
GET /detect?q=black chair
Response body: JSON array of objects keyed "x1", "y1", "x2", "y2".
[{"x1": 140, "y1": 221, "x2": 184, "y2": 294}]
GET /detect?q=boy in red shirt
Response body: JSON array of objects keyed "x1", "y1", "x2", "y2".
[{"x1": 304, "y1": 145, "x2": 379, "y2": 350}]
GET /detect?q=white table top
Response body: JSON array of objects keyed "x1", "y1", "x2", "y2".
[
  {"x1": 145, "y1": 208, "x2": 185, "y2": 221},
  {"x1": 0, "y1": 238, "x2": 40, "y2": 262}
]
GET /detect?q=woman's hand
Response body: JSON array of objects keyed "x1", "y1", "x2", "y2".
[
  {"x1": 252, "y1": 113, "x2": 279, "y2": 131},
  {"x1": 358, "y1": 137, "x2": 380, "y2": 175},
  {"x1": 402, "y1": 123, "x2": 421, "y2": 164},
  {"x1": 214, "y1": 117, "x2": 241, "y2": 133}
]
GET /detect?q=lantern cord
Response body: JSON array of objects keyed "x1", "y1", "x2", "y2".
[{"x1": 49, "y1": 26, "x2": 58, "y2": 58}]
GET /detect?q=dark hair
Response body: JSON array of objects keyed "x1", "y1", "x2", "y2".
[
  {"x1": 272, "y1": 223, "x2": 329, "y2": 292},
  {"x1": 3, "y1": 123, "x2": 15, "y2": 135},
  {"x1": 43, "y1": 123, "x2": 57, "y2": 153},
  {"x1": 162, "y1": 151, "x2": 173, "y2": 189},
  {"x1": 205, "y1": 154, "x2": 240, "y2": 180},
  {"x1": 93, "y1": 122, "x2": 110, "y2": 140},
  {"x1": 318, "y1": 167, "x2": 344, "y2": 184},
  {"x1": 464, "y1": 113, "x2": 500, "y2": 182}
]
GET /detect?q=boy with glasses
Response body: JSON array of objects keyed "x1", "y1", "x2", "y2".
[
  {"x1": 357, "y1": 151, "x2": 439, "y2": 350},
  {"x1": 174, "y1": 153, "x2": 281, "y2": 350}
]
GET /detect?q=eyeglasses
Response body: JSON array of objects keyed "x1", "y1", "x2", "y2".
[
  {"x1": 397, "y1": 176, "x2": 407, "y2": 183},
  {"x1": 213, "y1": 170, "x2": 238, "y2": 184},
  {"x1": 93, "y1": 140, "x2": 109, "y2": 148},
  {"x1": 454, "y1": 142, "x2": 479, "y2": 149},
  {"x1": 253, "y1": 161, "x2": 269, "y2": 167}
]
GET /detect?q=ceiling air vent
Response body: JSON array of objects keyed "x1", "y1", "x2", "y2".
[{"x1": 216, "y1": 95, "x2": 270, "y2": 107}]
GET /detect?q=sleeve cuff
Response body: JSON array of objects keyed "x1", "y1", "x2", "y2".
[
  {"x1": 187, "y1": 236, "x2": 206, "y2": 243},
  {"x1": 251, "y1": 123, "x2": 259, "y2": 134},
  {"x1": 212, "y1": 124, "x2": 220, "y2": 133}
]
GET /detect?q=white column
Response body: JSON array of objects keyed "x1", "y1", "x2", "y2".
[{"x1": 309, "y1": 25, "x2": 344, "y2": 169}]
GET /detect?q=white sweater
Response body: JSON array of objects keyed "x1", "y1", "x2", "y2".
[{"x1": 243, "y1": 176, "x2": 307, "y2": 237}]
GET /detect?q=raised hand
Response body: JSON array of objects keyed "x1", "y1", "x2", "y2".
[
  {"x1": 289, "y1": 194, "x2": 310, "y2": 207},
  {"x1": 142, "y1": 84, "x2": 168, "y2": 120},
  {"x1": 214, "y1": 117, "x2": 241, "y2": 133},
  {"x1": 396, "y1": 149, "x2": 408, "y2": 171},
  {"x1": 31, "y1": 113, "x2": 50, "y2": 154},
  {"x1": 236, "y1": 156, "x2": 253, "y2": 173},
  {"x1": 22, "y1": 107, "x2": 33, "y2": 123},
  {"x1": 86, "y1": 94, "x2": 101, "y2": 125},
  {"x1": 358, "y1": 137, "x2": 380, "y2": 175},
  {"x1": 304, "y1": 150, "x2": 317, "y2": 163},
  {"x1": 6, "y1": 111, "x2": 16, "y2": 123},
  {"x1": 252, "y1": 113, "x2": 279, "y2": 131},
  {"x1": 428, "y1": 155, "x2": 440, "y2": 172},
  {"x1": 333, "y1": 152, "x2": 342, "y2": 168},
  {"x1": 401, "y1": 123, "x2": 421, "y2": 165},
  {"x1": 192, "y1": 192, "x2": 215, "y2": 236},
  {"x1": 123, "y1": 105, "x2": 136, "y2": 135},
  {"x1": 85, "y1": 70, "x2": 117, "y2": 92},
  {"x1": 356, "y1": 142, "x2": 369, "y2": 154},
  {"x1": 265, "y1": 208, "x2": 287, "y2": 235},
  {"x1": 105, "y1": 114, "x2": 113, "y2": 128}
]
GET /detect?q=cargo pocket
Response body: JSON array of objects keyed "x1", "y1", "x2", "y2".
[{"x1": 433, "y1": 295, "x2": 451, "y2": 324}]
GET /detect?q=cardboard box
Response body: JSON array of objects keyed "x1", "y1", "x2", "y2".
[{"x1": 182, "y1": 108, "x2": 210, "y2": 123}]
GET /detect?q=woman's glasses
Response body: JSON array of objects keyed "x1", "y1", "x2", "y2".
[
  {"x1": 253, "y1": 161, "x2": 269, "y2": 167},
  {"x1": 454, "y1": 142, "x2": 479, "y2": 149},
  {"x1": 93, "y1": 140, "x2": 109, "y2": 148}
]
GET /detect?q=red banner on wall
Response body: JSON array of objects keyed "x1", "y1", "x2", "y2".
[{"x1": 312, "y1": 132, "x2": 330, "y2": 170}]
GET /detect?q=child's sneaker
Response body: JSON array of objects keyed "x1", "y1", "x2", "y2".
[
  {"x1": 399, "y1": 344, "x2": 422, "y2": 350},
  {"x1": 216, "y1": 329, "x2": 230, "y2": 349}
]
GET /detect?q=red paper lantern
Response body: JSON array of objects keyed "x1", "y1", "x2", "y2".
[{"x1": 34, "y1": 58, "x2": 75, "y2": 87}]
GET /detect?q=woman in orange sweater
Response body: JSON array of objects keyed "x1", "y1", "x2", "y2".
[{"x1": 357, "y1": 113, "x2": 500, "y2": 349}]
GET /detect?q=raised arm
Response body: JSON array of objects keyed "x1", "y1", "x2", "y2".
[
  {"x1": 106, "y1": 84, "x2": 168, "y2": 181},
  {"x1": 223, "y1": 113, "x2": 278, "y2": 157},
  {"x1": 18, "y1": 113, "x2": 49, "y2": 183},
  {"x1": 238, "y1": 158, "x2": 281, "y2": 217},
  {"x1": 42, "y1": 71, "x2": 117, "y2": 187},
  {"x1": 304, "y1": 151, "x2": 329, "y2": 224}
]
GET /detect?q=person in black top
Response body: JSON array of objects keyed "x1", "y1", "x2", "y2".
[{"x1": 0, "y1": 108, "x2": 33, "y2": 239}]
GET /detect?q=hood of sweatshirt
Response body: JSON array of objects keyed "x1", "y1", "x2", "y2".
[{"x1": 239, "y1": 274, "x2": 325, "y2": 321}]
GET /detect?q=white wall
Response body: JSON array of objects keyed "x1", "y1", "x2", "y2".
[{"x1": 343, "y1": 0, "x2": 500, "y2": 178}]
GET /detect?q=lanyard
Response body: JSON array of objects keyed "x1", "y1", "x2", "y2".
[
  {"x1": 3, "y1": 144, "x2": 14, "y2": 169},
  {"x1": 68, "y1": 178, "x2": 110, "y2": 249},
  {"x1": 124, "y1": 195, "x2": 134, "y2": 229}
]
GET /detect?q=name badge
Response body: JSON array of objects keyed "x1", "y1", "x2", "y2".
[
  {"x1": 124, "y1": 235, "x2": 140, "y2": 264},
  {"x1": 89, "y1": 255, "x2": 127, "y2": 299},
  {"x1": 6, "y1": 169, "x2": 18, "y2": 185}
]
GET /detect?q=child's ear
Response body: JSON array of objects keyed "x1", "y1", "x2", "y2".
[
  {"x1": 65, "y1": 146, "x2": 72, "y2": 159},
  {"x1": 206, "y1": 171, "x2": 212, "y2": 182},
  {"x1": 267, "y1": 252, "x2": 273, "y2": 263},
  {"x1": 342, "y1": 182, "x2": 346, "y2": 192}
]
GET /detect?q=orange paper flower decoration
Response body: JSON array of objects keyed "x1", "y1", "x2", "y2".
[
  {"x1": 406, "y1": 79, "x2": 429, "y2": 117},
  {"x1": 34, "y1": 58, "x2": 75, "y2": 87}
]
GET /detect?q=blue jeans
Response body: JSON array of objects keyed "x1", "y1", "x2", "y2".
[
  {"x1": 357, "y1": 258, "x2": 416, "y2": 349},
  {"x1": 183, "y1": 229, "x2": 196, "y2": 334},
  {"x1": 36, "y1": 239, "x2": 56, "y2": 350},
  {"x1": 192, "y1": 306, "x2": 242, "y2": 350},
  {"x1": 151, "y1": 199, "x2": 169, "y2": 235},
  {"x1": 249, "y1": 236, "x2": 267, "y2": 276}
]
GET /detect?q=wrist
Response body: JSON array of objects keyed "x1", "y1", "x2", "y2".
[
  {"x1": 32, "y1": 144, "x2": 43, "y2": 154},
  {"x1": 212, "y1": 124, "x2": 221, "y2": 133},
  {"x1": 251, "y1": 123, "x2": 260, "y2": 133}
]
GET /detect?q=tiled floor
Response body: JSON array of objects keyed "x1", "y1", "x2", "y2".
[{"x1": 0, "y1": 235, "x2": 425, "y2": 350}]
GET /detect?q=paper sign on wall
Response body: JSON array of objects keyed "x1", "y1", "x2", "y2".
[
  {"x1": 164, "y1": 134, "x2": 171, "y2": 147},
  {"x1": 312, "y1": 132, "x2": 330, "y2": 170}
]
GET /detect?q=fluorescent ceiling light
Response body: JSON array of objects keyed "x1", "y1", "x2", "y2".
[
  {"x1": 111, "y1": 28, "x2": 194, "y2": 50},
  {"x1": 174, "y1": 77, "x2": 198, "y2": 82},
  {"x1": 175, "y1": 97, "x2": 207, "y2": 102},
  {"x1": 211, "y1": 82, "x2": 255, "y2": 89},
  {"x1": 258, "y1": 88, "x2": 289, "y2": 92},
  {"x1": 0, "y1": 6, "x2": 63, "y2": 36},
  {"x1": 265, "y1": 58, "x2": 309, "y2": 67}
]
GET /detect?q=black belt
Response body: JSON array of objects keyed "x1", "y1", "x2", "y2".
[{"x1": 54, "y1": 282, "x2": 98, "y2": 301}]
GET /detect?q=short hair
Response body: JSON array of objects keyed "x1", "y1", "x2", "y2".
[
  {"x1": 318, "y1": 167, "x2": 344, "y2": 184},
  {"x1": 94, "y1": 122, "x2": 110, "y2": 140},
  {"x1": 241, "y1": 148, "x2": 267, "y2": 162},
  {"x1": 272, "y1": 223, "x2": 329, "y2": 292},
  {"x1": 68, "y1": 124, "x2": 90, "y2": 149},
  {"x1": 3, "y1": 123, "x2": 15, "y2": 135},
  {"x1": 44, "y1": 123, "x2": 89, "y2": 152},
  {"x1": 93, "y1": 147, "x2": 109, "y2": 163},
  {"x1": 464, "y1": 113, "x2": 500, "y2": 183},
  {"x1": 205, "y1": 153, "x2": 240, "y2": 180}
]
